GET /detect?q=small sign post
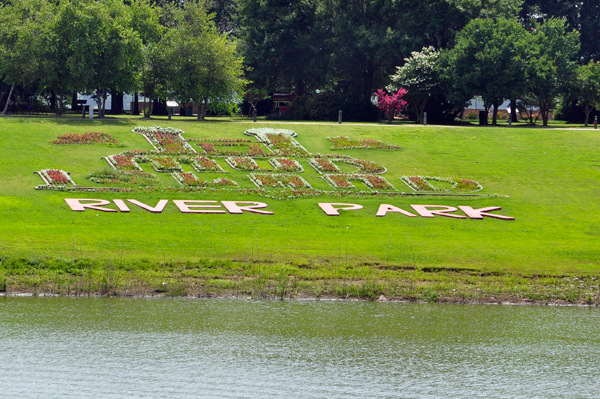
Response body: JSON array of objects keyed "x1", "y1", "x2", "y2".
[{"x1": 338, "y1": 110, "x2": 342, "y2": 124}]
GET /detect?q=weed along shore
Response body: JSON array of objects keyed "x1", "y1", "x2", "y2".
[
  {"x1": 1, "y1": 118, "x2": 600, "y2": 306},
  {"x1": 0, "y1": 256, "x2": 598, "y2": 306}
]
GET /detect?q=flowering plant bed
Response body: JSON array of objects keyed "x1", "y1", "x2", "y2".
[
  {"x1": 37, "y1": 169, "x2": 75, "y2": 187},
  {"x1": 141, "y1": 131, "x2": 195, "y2": 154},
  {"x1": 179, "y1": 156, "x2": 226, "y2": 173},
  {"x1": 355, "y1": 174, "x2": 396, "y2": 190},
  {"x1": 225, "y1": 156, "x2": 260, "y2": 171},
  {"x1": 173, "y1": 172, "x2": 238, "y2": 187},
  {"x1": 308, "y1": 157, "x2": 341, "y2": 173},
  {"x1": 51, "y1": 132, "x2": 119, "y2": 145},
  {"x1": 153, "y1": 132, "x2": 194, "y2": 153},
  {"x1": 269, "y1": 157, "x2": 304, "y2": 172},
  {"x1": 265, "y1": 133, "x2": 310, "y2": 157},
  {"x1": 323, "y1": 174, "x2": 355, "y2": 189},
  {"x1": 401, "y1": 175, "x2": 438, "y2": 191},
  {"x1": 196, "y1": 141, "x2": 270, "y2": 157},
  {"x1": 250, "y1": 173, "x2": 311, "y2": 189},
  {"x1": 455, "y1": 178, "x2": 483, "y2": 191},
  {"x1": 121, "y1": 150, "x2": 158, "y2": 156},
  {"x1": 329, "y1": 156, "x2": 387, "y2": 174},
  {"x1": 211, "y1": 177, "x2": 238, "y2": 187},
  {"x1": 328, "y1": 136, "x2": 400, "y2": 150},
  {"x1": 150, "y1": 156, "x2": 183, "y2": 172},
  {"x1": 105, "y1": 155, "x2": 144, "y2": 172},
  {"x1": 88, "y1": 170, "x2": 158, "y2": 185},
  {"x1": 401, "y1": 176, "x2": 483, "y2": 192},
  {"x1": 173, "y1": 172, "x2": 208, "y2": 187},
  {"x1": 244, "y1": 128, "x2": 310, "y2": 157},
  {"x1": 133, "y1": 126, "x2": 184, "y2": 135},
  {"x1": 322, "y1": 174, "x2": 394, "y2": 190},
  {"x1": 244, "y1": 127, "x2": 297, "y2": 140}
]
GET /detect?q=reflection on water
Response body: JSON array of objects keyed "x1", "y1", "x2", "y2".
[{"x1": 0, "y1": 298, "x2": 599, "y2": 398}]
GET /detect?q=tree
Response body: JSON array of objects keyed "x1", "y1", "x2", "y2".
[
  {"x1": 520, "y1": 1, "x2": 599, "y2": 62},
  {"x1": 243, "y1": 87, "x2": 270, "y2": 117},
  {"x1": 445, "y1": 17, "x2": 531, "y2": 125},
  {"x1": 573, "y1": 61, "x2": 600, "y2": 127},
  {"x1": 449, "y1": 0, "x2": 524, "y2": 19},
  {"x1": 58, "y1": 0, "x2": 143, "y2": 117},
  {"x1": 237, "y1": 0, "x2": 327, "y2": 96},
  {"x1": 163, "y1": 2, "x2": 246, "y2": 120},
  {"x1": 0, "y1": 0, "x2": 53, "y2": 115},
  {"x1": 389, "y1": 46, "x2": 441, "y2": 124},
  {"x1": 527, "y1": 18, "x2": 579, "y2": 126}
]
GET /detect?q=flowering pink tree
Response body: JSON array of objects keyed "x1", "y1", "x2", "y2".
[{"x1": 374, "y1": 88, "x2": 408, "y2": 123}]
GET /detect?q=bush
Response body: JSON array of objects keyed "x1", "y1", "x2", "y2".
[{"x1": 465, "y1": 111, "x2": 478, "y2": 120}]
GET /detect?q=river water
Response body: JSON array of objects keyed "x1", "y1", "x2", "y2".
[{"x1": 0, "y1": 297, "x2": 598, "y2": 398}]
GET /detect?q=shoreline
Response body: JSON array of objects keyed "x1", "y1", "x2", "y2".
[{"x1": 2, "y1": 289, "x2": 598, "y2": 307}]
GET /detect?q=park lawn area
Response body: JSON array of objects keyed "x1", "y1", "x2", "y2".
[{"x1": 1, "y1": 116, "x2": 599, "y2": 302}]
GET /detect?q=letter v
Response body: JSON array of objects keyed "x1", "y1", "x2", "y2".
[{"x1": 126, "y1": 199, "x2": 169, "y2": 213}]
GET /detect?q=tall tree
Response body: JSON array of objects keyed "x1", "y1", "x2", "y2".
[
  {"x1": 445, "y1": 17, "x2": 531, "y2": 125},
  {"x1": 58, "y1": 0, "x2": 143, "y2": 117},
  {"x1": 388, "y1": 46, "x2": 441, "y2": 124},
  {"x1": 0, "y1": 0, "x2": 53, "y2": 115},
  {"x1": 572, "y1": 61, "x2": 600, "y2": 127},
  {"x1": 163, "y1": 2, "x2": 246, "y2": 120},
  {"x1": 521, "y1": 1, "x2": 598, "y2": 62},
  {"x1": 527, "y1": 18, "x2": 579, "y2": 126},
  {"x1": 237, "y1": 0, "x2": 327, "y2": 96}
]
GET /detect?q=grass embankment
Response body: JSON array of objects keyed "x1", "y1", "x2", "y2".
[{"x1": 1, "y1": 116, "x2": 599, "y2": 304}]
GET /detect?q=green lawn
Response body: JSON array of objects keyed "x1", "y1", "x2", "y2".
[{"x1": 1, "y1": 116, "x2": 599, "y2": 302}]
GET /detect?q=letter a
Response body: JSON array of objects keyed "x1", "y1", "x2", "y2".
[
  {"x1": 376, "y1": 204, "x2": 417, "y2": 217},
  {"x1": 318, "y1": 203, "x2": 363, "y2": 216}
]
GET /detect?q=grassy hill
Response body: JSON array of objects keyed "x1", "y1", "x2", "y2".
[{"x1": 1, "y1": 116, "x2": 599, "y2": 303}]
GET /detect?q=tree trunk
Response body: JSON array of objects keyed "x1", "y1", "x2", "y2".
[
  {"x1": 56, "y1": 92, "x2": 63, "y2": 117},
  {"x1": 50, "y1": 90, "x2": 57, "y2": 110},
  {"x1": 110, "y1": 89, "x2": 123, "y2": 115},
  {"x1": 510, "y1": 98, "x2": 517, "y2": 122},
  {"x1": 492, "y1": 100, "x2": 499, "y2": 125},
  {"x1": 102, "y1": 92, "x2": 107, "y2": 118},
  {"x1": 584, "y1": 104, "x2": 592, "y2": 127},
  {"x1": 413, "y1": 98, "x2": 428, "y2": 124},
  {"x1": 71, "y1": 92, "x2": 78, "y2": 111},
  {"x1": 198, "y1": 99, "x2": 207, "y2": 121},
  {"x1": 295, "y1": 79, "x2": 305, "y2": 97},
  {"x1": 1, "y1": 83, "x2": 15, "y2": 115},
  {"x1": 133, "y1": 92, "x2": 139, "y2": 115},
  {"x1": 363, "y1": 69, "x2": 374, "y2": 102}
]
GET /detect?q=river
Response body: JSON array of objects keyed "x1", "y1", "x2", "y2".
[{"x1": 1, "y1": 297, "x2": 598, "y2": 398}]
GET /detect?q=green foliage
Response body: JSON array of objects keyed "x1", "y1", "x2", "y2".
[
  {"x1": 445, "y1": 17, "x2": 530, "y2": 125},
  {"x1": 162, "y1": 2, "x2": 246, "y2": 120},
  {"x1": 237, "y1": 0, "x2": 327, "y2": 96},
  {"x1": 572, "y1": 61, "x2": 600, "y2": 126},
  {"x1": 389, "y1": 46, "x2": 441, "y2": 123},
  {"x1": 527, "y1": 18, "x2": 580, "y2": 126},
  {"x1": 57, "y1": 0, "x2": 143, "y2": 117}
]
